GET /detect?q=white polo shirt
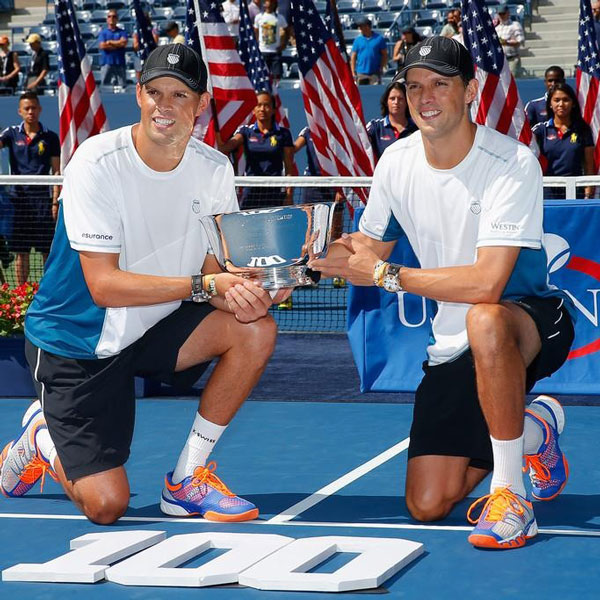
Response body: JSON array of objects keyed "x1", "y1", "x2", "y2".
[
  {"x1": 25, "y1": 125, "x2": 238, "y2": 359},
  {"x1": 360, "y1": 124, "x2": 563, "y2": 365}
]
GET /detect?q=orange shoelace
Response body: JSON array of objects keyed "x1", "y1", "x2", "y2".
[
  {"x1": 20, "y1": 455, "x2": 58, "y2": 493},
  {"x1": 467, "y1": 487, "x2": 525, "y2": 525},
  {"x1": 190, "y1": 462, "x2": 235, "y2": 497},
  {"x1": 523, "y1": 454, "x2": 550, "y2": 482}
]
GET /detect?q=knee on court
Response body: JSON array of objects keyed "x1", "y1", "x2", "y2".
[
  {"x1": 79, "y1": 490, "x2": 129, "y2": 525},
  {"x1": 406, "y1": 490, "x2": 454, "y2": 523}
]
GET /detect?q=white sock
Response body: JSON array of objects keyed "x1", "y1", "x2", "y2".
[
  {"x1": 35, "y1": 428, "x2": 57, "y2": 469},
  {"x1": 489, "y1": 434, "x2": 527, "y2": 498},
  {"x1": 172, "y1": 413, "x2": 227, "y2": 483}
]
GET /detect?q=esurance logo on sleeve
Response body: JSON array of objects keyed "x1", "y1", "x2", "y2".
[{"x1": 81, "y1": 232, "x2": 114, "y2": 241}]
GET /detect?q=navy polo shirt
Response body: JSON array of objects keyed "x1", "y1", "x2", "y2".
[
  {"x1": 367, "y1": 116, "x2": 417, "y2": 161},
  {"x1": 98, "y1": 26, "x2": 128, "y2": 66},
  {"x1": 298, "y1": 126, "x2": 321, "y2": 176},
  {"x1": 525, "y1": 95, "x2": 548, "y2": 129},
  {"x1": 532, "y1": 118, "x2": 594, "y2": 176},
  {"x1": 0, "y1": 122, "x2": 60, "y2": 176},
  {"x1": 236, "y1": 123, "x2": 293, "y2": 176}
]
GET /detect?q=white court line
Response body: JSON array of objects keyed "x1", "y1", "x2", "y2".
[
  {"x1": 0, "y1": 512, "x2": 598, "y2": 538},
  {"x1": 266, "y1": 437, "x2": 411, "y2": 524}
]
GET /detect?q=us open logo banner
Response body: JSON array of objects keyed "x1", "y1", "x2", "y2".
[{"x1": 347, "y1": 202, "x2": 600, "y2": 394}]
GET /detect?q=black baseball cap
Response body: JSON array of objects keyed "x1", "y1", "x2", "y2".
[
  {"x1": 395, "y1": 36, "x2": 475, "y2": 82},
  {"x1": 140, "y1": 43, "x2": 208, "y2": 92}
]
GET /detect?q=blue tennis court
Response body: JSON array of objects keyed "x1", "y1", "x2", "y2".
[{"x1": 1, "y1": 385, "x2": 599, "y2": 599}]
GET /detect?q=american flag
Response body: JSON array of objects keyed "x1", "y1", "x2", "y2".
[
  {"x1": 576, "y1": 0, "x2": 600, "y2": 172},
  {"x1": 54, "y1": 0, "x2": 108, "y2": 170},
  {"x1": 289, "y1": 0, "x2": 374, "y2": 185},
  {"x1": 132, "y1": 0, "x2": 157, "y2": 64},
  {"x1": 237, "y1": 0, "x2": 291, "y2": 128},
  {"x1": 185, "y1": 0, "x2": 256, "y2": 145},
  {"x1": 324, "y1": 0, "x2": 348, "y2": 61},
  {"x1": 460, "y1": 0, "x2": 536, "y2": 153}
]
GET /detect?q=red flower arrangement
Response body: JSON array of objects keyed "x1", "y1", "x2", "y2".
[{"x1": 0, "y1": 282, "x2": 39, "y2": 336}]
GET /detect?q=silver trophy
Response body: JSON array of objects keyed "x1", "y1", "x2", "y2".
[{"x1": 200, "y1": 203, "x2": 335, "y2": 289}]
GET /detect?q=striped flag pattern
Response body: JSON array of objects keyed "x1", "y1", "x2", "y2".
[
  {"x1": 576, "y1": 0, "x2": 600, "y2": 172},
  {"x1": 185, "y1": 0, "x2": 256, "y2": 145},
  {"x1": 237, "y1": 0, "x2": 291, "y2": 128},
  {"x1": 54, "y1": 0, "x2": 108, "y2": 170},
  {"x1": 289, "y1": 0, "x2": 374, "y2": 185},
  {"x1": 460, "y1": 0, "x2": 536, "y2": 153}
]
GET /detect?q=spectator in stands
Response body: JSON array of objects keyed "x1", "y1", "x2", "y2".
[
  {"x1": 217, "y1": 90, "x2": 294, "y2": 209},
  {"x1": 533, "y1": 82, "x2": 595, "y2": 200},
  {"x1": 0, "y1": 91, "x2": 60, "y2": 285},
  {"x1": 222, "y1": 0, "x2": 241, "y2": 41},
  {"x1": 593, "y1": 2, "x2": 600, "y2": 41},
  {"x1": 392, "y1": 27, "x2": 421, "y2": 75},
  {"x1": 351, "y1": 16, "x2": 388, "y2": 85},
  {"x1": 440, "y1": 9, "x2": 460, "y2": 38},
  {"x1": 254, "y1": 0, "x2": 288, "y2": 83},
  {"x1": 164, "y1": 22, "x2": 185, "y2": 45},
  {"x1": 98, "y1": 9, "x2": 128, "y2": 88},
  {"x1": 0, "y1": 36, "x2": 20, "y2": 96},
  {"x1": 367, "y1": 81, "x2": 417, "y2": 163},
  {"x1": 495, "y1": 4, "x2": 524, "y2": 78},
  {"x1": 24, "y1": 33, "x2": 49, "y2": 94},
  {"x1": 249, "y1": 0, "x2": 262, "y2": 24},
  {"x1": 524, "y1": 66, "x2": 565, "y2": 128}
]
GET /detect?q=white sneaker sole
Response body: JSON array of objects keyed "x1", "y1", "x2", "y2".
[{"x1": 160, "y1": 495, "x2": 196, "y2": 517}]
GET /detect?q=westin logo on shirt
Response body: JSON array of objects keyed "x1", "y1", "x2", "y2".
[
  {"x1": 82, "y1": 232, "x2": 114, "y2": 241},
  {"x1": 490, "y1": 222, "x2": 520, "y2": 232}
]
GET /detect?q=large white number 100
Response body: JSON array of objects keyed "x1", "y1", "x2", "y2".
[{"x1": 3, "y1": 531, "x2": 424, "y2": 593}]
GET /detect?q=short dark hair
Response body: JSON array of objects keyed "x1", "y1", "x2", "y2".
[
  {"x1": 380, "y1": 81, "x2": 409, "y2": 119},
  {"x1": 19, "y1": 90, "x2": 40, "y2": 105},
  {"x1": 544, "y1": 65, "x2": 565, "y2": 80},
  {"x1": 546, "y1": 82, "x2": 583, "y2": 124}
]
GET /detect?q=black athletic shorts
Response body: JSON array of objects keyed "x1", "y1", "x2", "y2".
[
  {"x1": 25, "y1": 301, "x2": 215, "y2": 481},
  {"x1": 408, "y1": 295, "x2": 575, "y2": 471}
]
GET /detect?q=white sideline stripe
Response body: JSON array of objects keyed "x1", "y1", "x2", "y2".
[
  {"x1": 267, "y1": 438, "x2": 410, "y2": 524},
  {"x1": 0, "y1": 513, "x2": 598, "y2": 538}
]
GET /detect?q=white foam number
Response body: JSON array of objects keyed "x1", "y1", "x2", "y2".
[
  {"x1": 2, "y1": 531, "x2": 424, "y2": 592},
  {"x1": 2, "y1": 531, "x2": 165, "y2": 583},
  {"x1": 106, "y1": 533, "x2": 291, "y2": 587}
]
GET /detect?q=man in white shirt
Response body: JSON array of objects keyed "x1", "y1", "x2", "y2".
[
  {"x1": 310, "y1": 36, "x2": 574, "y2": 550},
  {"x1": 0, "y1": 44, "x2": 290, "y2": 525},
  {"x1": 222, "y1": 0, "x2": 240, "y2": 40},
  {"x1": 254, "y1": 0, "x2": 288, "y2": 82},
  {"x1": 495, "y1": 4, "x2": 525, "y2": 77}
]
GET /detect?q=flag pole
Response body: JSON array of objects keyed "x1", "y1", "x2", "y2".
[{"x1": 192, "y1": 0, "x2": 219, "y2": 131}]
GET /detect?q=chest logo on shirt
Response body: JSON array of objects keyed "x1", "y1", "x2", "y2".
[
  {"x1": 249, "y1": 136, "x2": 259, "y2": 142},
  {"x1": 192, "y1": 199, "x2": 201, "y2": 214},
  {"x1": 570, "y1": 133, "x2": 578, "y2": 144},
  {"x1": 37, "y1": 141, "x2": 46, "y2": 155},
  {"x1": 270, "y1": 135, "x2": 278, "y2": 147},
  {"x1": 547, "y1": 133, "x2": 557, "y2": 141},
  {"x1": 470, "y1": 200, "x2": 481, "y2": 215},
  {"x1": 167, "y1": 53, "x2": 180, "y2": 65}
]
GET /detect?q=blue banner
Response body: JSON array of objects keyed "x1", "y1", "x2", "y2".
[{"x1": 347, "y1": 201, "x2": 600, "y2": 395}]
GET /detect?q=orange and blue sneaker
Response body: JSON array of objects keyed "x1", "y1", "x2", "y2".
[
  {"x1": 467, "y1": 487, "x2": 538, "y2": 549},
  {"x1": 0, "y1": 400, "x2": 57, "y2": 497},
  {"x1": 160, "y1": 461, "x2": 259, "y2": 522},
  {"x1": 524, "y1": 396, "x2": 568, "y2": 501}
]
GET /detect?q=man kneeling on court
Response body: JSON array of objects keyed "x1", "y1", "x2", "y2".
[
  {"x1": 0, "y1": 44, "x2": 291, "y2": 524},
  {"x1": 309, "y1": 37, "x2": 575, "y2": 549}
]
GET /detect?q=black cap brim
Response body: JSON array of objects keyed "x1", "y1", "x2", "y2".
[
  {"x1": 396, "y1": 61, "x2": 464, "y2": 81},
  {"x1": 140, "y1": 68, "x2": 203, "y2": 92}
]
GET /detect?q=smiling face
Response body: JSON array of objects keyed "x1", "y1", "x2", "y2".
[
  {"x1": 405, "y1": 67, "x2": 476, "y2": 144},
  {"x1": 135, "y1": 76, "x2": 209, "y2": 162}
]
